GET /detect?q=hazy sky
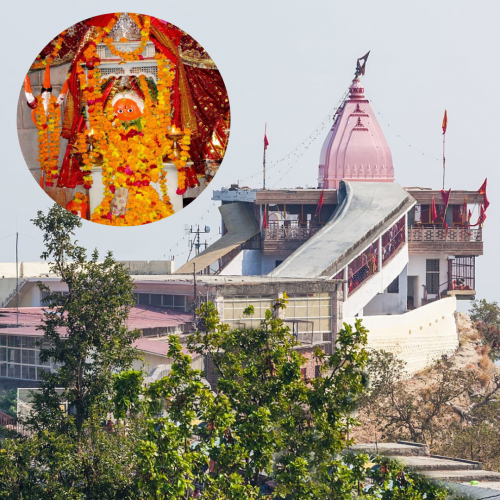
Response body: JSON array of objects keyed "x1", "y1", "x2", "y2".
[{"x1": 1, "y1": 0, "x2": 499, "y2": 306}]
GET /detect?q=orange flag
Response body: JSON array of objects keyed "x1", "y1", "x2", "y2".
[{"x1": 442, "y1": 109, "x2": 448, "y2": 135}]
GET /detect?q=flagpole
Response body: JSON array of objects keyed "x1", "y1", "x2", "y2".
[
  {"x1": 442, "y1": 131, "x2": 446, "y2": 190},
  {"x1": 263, "y1": 124, "x2": 267, "y2": 190}
]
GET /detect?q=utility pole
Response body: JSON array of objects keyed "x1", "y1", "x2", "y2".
[{"x1": 186, "y1": 225, "x2": 210, "y2": 261}]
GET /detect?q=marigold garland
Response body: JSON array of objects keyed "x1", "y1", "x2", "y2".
[
  {"x1": 73, "y1": 42, "x2": 191, "y2": 226},
  {"x1": 34, "y1": 94, "x2": 61, "y2": 186}
]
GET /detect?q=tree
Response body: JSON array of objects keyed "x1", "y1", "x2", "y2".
[
  {"x1": 359, "y1": 350, "x2": 472, "y2": 445},
  {"x1": 29, "y1": 204, "x2": 141, "y2": 434},
  {"x1": 469, "y1": 299, "x2": 500, "y2": 326}
]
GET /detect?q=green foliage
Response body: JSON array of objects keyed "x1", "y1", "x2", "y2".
[
  {"x1": 0, "y1": 209, "x2": 452, "y2": 498},
  {"x1": 29, "y1": 204, "x2": 141, "y2": 434},
  {"x1": 0, "y1": 422, "x2": 138, "y2": 499},
  {"x1": 469, "y1": 299, "x2": 500, "y2": 326},
  {"x1": 0, "y1": 389, "x2": 17, "y2": 418}
]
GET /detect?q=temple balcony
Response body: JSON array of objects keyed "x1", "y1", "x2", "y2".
[
  {"x1": 443, "y1": 256, "x2": 476, "y2": 301},
  {"x1": 408, "y1": 226, "x2": 483, "y2": 256},
  {"x1": 262, "y1": 222, "x2": 324, "y2": 255}
]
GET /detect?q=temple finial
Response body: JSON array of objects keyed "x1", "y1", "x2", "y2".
[{"x1": 355, "y1": 51, "x2": 370, "y2": 79}]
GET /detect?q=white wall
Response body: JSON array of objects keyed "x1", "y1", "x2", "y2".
[
  {"x1": 219, "y1": 250, "x2": 289, "y2": 276},
  {"x1": 407, "y1": 254, "x2": 450, "y2": 303},
  {"x1": 344, "y1": 296, "x2": 458, "y2": 376},
  {"x1": 363, "y1": 266, "x2": 408, "y2": 316}
]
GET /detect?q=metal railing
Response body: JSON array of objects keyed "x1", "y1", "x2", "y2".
[
  {"x1": 264, "y1": 222, "x2": 323, "y2": 241},
  {"x1": 408, "y1": 226, "x2": 482, "y2": 243},
  {"x1": 382, "y1": 225, "x2": 406, "y2": 264},
  {"x1": 348, "y1": 256, "x2": 378, "y2": 294},
  {"x1": 0, "y1": 409, "x2": 14, "y2": 427}
]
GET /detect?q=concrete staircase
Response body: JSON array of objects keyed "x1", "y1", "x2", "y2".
[{"x1": 351, "y1": 441, "x2": 500, "y2": 499}]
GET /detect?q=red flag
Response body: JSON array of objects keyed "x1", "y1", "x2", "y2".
[
  {"x1": 440, "y1": 188, "x2": 451, "y2": 207},
  {"x1": 468, "y1": 209, "x2": 472, "y2": 222},
  {"x1": 317, "y1": 189, "x2": 325, "y2": 213},
  {"x1": 478, "y1": 205, "x2": 487, "y2": 226},
  {"x1": 431, "y1": 196, "x2": 438, "y2": 222},
  {"x1": 478, "y1": 179, "x2": 490, "y2": 210},
  {"x1": 263, "y1": 205, "x2": 268, "y2": 230},
  {"x1": 462, "y1": 197, "x2": 467, "y2": 224},
  {"x1": 264, "y1": 133, "x2": 269, "y2": 150},
  {"x1": 442, "y1": 109, "x2": 448, "y2": 135}
]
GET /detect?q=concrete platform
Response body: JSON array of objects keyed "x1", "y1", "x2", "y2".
[
  {"x1": 423, "y1": 469, "x2": 500, "y2": 483},
  {"x1": 445, "y1": 481, "x2": 500, "y2": 499},
  {"x1": 400, "y1": 456, "x2": 482, "y2": 472},
  {"x1": 348, "y1": 441, "x2": 429, "y2": 457}
]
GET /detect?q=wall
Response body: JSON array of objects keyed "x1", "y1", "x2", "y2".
[
  {"x1": 343, "y1": 243, "x2": 409, "y2": 318},
  {"x1": 219, "y1": 250, "x2": 289, "y2": 276},
  {"x1": 0, "y1": 278, "x2": 19, "y2": 307},
  {"x1": 118, "y1": 260, "x2": 174, "y2": 275},
  {"x1": 363, "y1": 266, "x2": 408, "y2": 316},
  {"x1": 343, "y1": 296, "x2": 458, "y2": 376},
  {"x1": 407, "y1": 254, "x2": 450, "y2": 302}
]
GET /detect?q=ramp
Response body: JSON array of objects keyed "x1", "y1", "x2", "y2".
[
  {"x1": 175, "y1": 202, "x2": 260, "y2": 274},
  {"x1": 270, "y1": 181, "x2": 415, "y2": 278}
]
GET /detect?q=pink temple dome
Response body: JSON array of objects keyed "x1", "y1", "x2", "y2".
[{"x1": 318, "y1": 78, "x2": 394, "y2": 188}]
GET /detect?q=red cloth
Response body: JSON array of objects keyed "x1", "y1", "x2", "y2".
[
  {"x1": 478, "y1": 179, "x2": 490, "y2": 210},
  {"x1": 442, "y1": 109, "x2": 448, "y2": 134},
  {"x1": 184, "y1": 65, "x2": 230, "y2": 175},
  {"x1": 264, "y1": 133, "x2": 269, "y2": 150},
  {"x1": 440, "y1": 188, "x2": 451, "y2": 207},
  {"x1": 85, "y1": 14, "x2": 116, "y2": 27},
  {"x1": 431, "y1": 196, "x2": 438, "y2": 222},
  {"x1": 263, "y1": 206, "x2": 268, "y2": 229}
]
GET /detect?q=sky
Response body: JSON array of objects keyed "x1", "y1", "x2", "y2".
[{"x1": 1, "y1": 0, "x2": 499, "y2": 306}]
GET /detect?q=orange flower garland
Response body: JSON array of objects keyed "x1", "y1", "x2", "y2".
[
  {"x1": 34, "y1": 94, "x2": 61, "y2": 186},
  {"x1": 32, "y1": 30, "x2": 68, "y2": 70}
]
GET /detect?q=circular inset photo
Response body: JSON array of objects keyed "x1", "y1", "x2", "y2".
[{"x1": 18, "y1": 13, "x2": 230, "y2": 226}]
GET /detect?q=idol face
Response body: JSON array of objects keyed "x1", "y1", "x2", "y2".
[{"x1": 113, "y1": 98, "x2": 142, "y2": 121}]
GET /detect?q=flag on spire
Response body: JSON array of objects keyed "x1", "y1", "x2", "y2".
[
  {"x1": 264, "y1": 131, "x2": 269, "y2": 150},
  {"x1": 442, "y1": 109, "x2": 448, "y2": 135}
]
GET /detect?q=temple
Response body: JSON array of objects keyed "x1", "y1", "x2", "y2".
[{"x1": 2, "y1": 54, "x2": 489, "y2": 382}]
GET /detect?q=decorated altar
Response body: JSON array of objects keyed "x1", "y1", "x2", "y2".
[{"x1": 21, "y1": 13, "x2": 230, "y2": 226}]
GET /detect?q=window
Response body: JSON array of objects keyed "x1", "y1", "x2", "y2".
[
  {"x1": 162, "y1": 295, "x2": 174, "y2": 307},
  {"x1": 174, "y1": 295, "x2": 185, "y2": 309},
  {"x1": 150, "y1": 294, "x2": 162, "y2": 306},
  {"x1": 138, "y1": 294, "x2": 150, "y2": 306},
  {"x1": 426, "y1": 259, "x2": 440, "y2": 295},
  {"x1": 387, "y1": 277, "x2": 399, "y2": 294},
  {"x1": 415, "y1": 205, "x2": 430, "y2": 224}
]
